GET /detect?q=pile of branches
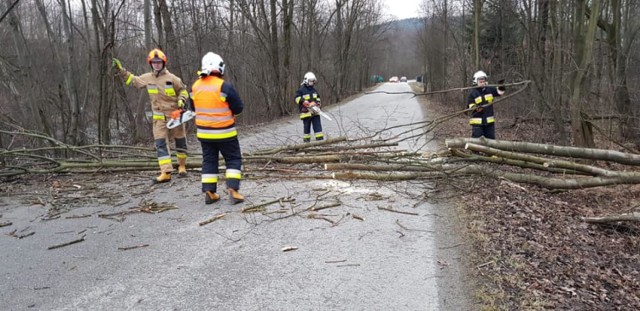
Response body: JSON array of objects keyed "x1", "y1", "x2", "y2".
[{"x1": 3, "y1": 127, "x2": 640, "y2": 190}]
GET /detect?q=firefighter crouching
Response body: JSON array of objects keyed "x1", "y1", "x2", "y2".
[
  {"x1": 192, "y1": 52, "x2": 245, "y2": 204},
  {"x1": 467, "y1": 70, "x2": 506, "y2": 139},
  {"x1": 112, "y1": 49, "x2": 190, "y2": 184}
]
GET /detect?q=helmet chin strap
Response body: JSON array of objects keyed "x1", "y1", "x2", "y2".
[{"x1": 152, "y1": 64, "x2": 165, "y2": 77}]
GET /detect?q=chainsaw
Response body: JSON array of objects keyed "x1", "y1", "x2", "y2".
[
  {"x1": 308, "y1": 104, "x2": 332, "y2": 121},
  {"x1": 166, "y1": 109, "x2": 196, "y2": 129}
]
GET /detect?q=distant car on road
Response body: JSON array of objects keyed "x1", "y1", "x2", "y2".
[
  {"x1": 389, "y1": 76, "x2": 399, "y2": 82},
  {"x1": 400, "y1": 76, "x2": 407, "y2": 82}
]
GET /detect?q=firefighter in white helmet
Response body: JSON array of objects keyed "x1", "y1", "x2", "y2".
[
  {"x1": 191, "y1": 52, "x2": 245, "y2": 205},
  {"x1": 295, "y1": 72, "x2": 324, "y2": 142},
  {"x1": 467, "y1": 70, "x2": 506, "y2": 139}
]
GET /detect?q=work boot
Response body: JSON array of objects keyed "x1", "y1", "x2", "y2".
[
  {"x1": 178, "y1": 158, "x2": 187, "y2": 177},
  {"x1": 205, "y1": 191, "x2": 220, "y2": 204},
  {"x1": 303, "y1": 137, "x2": 311, "y2": 143},
  {"x1": 228, "y1": 188, "x2": 244, "y2": 204},
  {"x1": 153, "y1": 172, "x2": 172, "y2": 184}
]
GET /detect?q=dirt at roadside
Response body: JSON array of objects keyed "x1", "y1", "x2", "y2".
[{"x1": 416, "y1": 86, "x2": 640, "y2": 310}]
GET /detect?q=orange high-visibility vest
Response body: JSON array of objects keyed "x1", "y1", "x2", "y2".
[{"x1": 192, "y1": 76, "x2": 237, "y2": 140}]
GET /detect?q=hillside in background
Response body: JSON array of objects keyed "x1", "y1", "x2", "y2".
[{"x1": 373, "y1": 18, "x2": 424, "y2": 81}]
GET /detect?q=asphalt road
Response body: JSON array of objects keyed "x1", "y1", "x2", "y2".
[{"x1": 0, "y1": 82, "x2": 471, "y2": 311}]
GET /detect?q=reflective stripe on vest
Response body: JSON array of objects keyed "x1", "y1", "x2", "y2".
[
  {"x1": 164, "y1": 84, "x2": 176, "y2": 96},
  {"x1": 197, "y1": 127, "x2": 238, "y2": 140},
  {"x1": 147, "y1": 84, "x2": 159, "y2": 94}
]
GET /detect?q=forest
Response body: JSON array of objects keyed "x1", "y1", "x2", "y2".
[{"x1": 1, "y1": 0, "x2": 639, "y2": 151}]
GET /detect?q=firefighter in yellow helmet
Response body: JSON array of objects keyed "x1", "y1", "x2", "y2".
[
  {"x1": 112, "y1": 49, "x2": 190, "y2": 184},
  {"x1": 191, "y1": 52, "x2": 245, "y2": 205}
]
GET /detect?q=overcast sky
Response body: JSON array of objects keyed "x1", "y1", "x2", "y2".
[{"x1": 382, "y1": 0, "x2": 422, "y2": 20}]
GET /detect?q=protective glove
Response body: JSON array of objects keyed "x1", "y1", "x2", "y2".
[
  {"x1": 177, "y1": 99, "x2": 185, "y2": 108},
  {"x1": 497, "y1": 79, "x2": 506, "y2": 91},
  {"x1": 303, "y1": 101, "x2": 310, "y2": 108},
  {"x1": 112, "y1": 58, "x2": 122, "y2": 70}
]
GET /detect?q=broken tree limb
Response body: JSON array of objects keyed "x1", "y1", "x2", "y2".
[
  {"x1": 251, "y1": 136, "x2": 347, "y2": 155},
  {"x1": 449, "y1": 149, "x2": 585, "y2": 175},
  {"x1": 325, "y1": 163, "x2": 440, "y2": 172},
  {"x1": 245, "y1": 155, "x2": 341, "y2": 164},
  {"x1": 464, "y1": 143, "x2": 619, "y2": 177},
  {"x1": 332, "y1": 171, "x2": 447, "y2": 181},
  {"x1": 453, "y1": 165, "x2": 640, "y2": 189},
  {"x1": 446, "y1": 138, "x2": 640, "y2": 166},
  {"x1": 581, "y1": 212, "x2": 640, "y2": 223}
]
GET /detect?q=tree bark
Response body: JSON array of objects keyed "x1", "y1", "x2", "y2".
[
  {"x1": 445, "y1": 137, "x2": 640, "y2": 165},
  {"x1": 569, "y1": 0, "x2": 600, "y2": 148},
  {"x1": 582, "y1": 212, "x2": 640, "y2": 223}
]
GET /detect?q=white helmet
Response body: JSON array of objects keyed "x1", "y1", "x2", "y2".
[
  {"x1": 303, "y1": 72, "x2": 317, "y2": 86},
  {"x1": 200, "y1": 52, "x2": 225, "y2": 76},
  {"x1": 472, "y1": 70, "x2": 488, "y2": 85}
]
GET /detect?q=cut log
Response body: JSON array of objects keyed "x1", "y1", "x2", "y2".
[
  {"x1": 446, "y1": 137, "x2": 640, "y2": 165},
  {"x1": 581, "y1": 212, "x2": 640, "y2": 223}
]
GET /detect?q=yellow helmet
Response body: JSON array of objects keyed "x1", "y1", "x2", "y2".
[{"x1": 147, "y1": 49, "x2": 167, "y2": 65}]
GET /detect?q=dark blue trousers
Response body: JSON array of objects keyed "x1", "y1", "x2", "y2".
[
  {"x1": 471, "y1": 123, "x2": 495, "y2": 139},
  {"x1": 200, "y1": 138, "x2": 242, "y2": 193}
]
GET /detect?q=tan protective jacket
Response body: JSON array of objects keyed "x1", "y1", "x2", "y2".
[{"x1": 118, "y1": 67, "x2": 189, "y2": 116}]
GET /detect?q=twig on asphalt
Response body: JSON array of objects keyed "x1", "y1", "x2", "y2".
[
  {"x1": 0, "y1": 221, "x2": 12, "y2": 227},
  {"x1": 352, "y1": 214, "x2": 365, "y2": 221},
  {"x1": 378, "y1": 206, "x2": 419, "y2": 216},
  {"x1": 48, "y1": 235, "x2": 86, "y2": 250},
  {"x1": 395, "y1": 220, "x2": 434, "y2": 233},
  {"x1": 309, "y1": 202, "x2": 341, "y2": 211},
  {"x1": 65, "y1": 214, "x2": 92, "y2": 219},
  {"x1": 241, "y1": 196, "x2": 294, "y2": 213},
  {"x1": 198, "y1": 213, "x2": 226, "y2": 226},
  {"x1": 118, "y1": 244, "x2": 150, "y2": 251}
]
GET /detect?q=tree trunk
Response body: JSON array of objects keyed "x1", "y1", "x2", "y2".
[
  {"x1": 157, "y1": 0, "x2": 184, "y2": 80},
  {"x1": 59, "y1": 0, "x2": 83, "y2": 145},
  {"x1": 568, "y1": 0, "x2": 600, "y2": 148},
  {"x1": 473, "y1": 0, "x2": 485, "y2": 69},
  {"x1": 144, "y1": 0, "x2": 152, "y2": 49}
]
